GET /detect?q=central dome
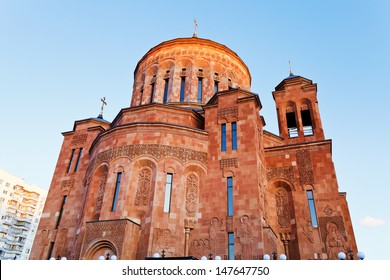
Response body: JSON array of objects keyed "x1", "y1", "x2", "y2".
[{"x1": 130, "y1": 37, "x2": 252, "y2": 109}]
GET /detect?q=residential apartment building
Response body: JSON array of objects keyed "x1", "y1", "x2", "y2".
[{"x1": 0, "y1": 168, "x2": 47, "y2": 260}]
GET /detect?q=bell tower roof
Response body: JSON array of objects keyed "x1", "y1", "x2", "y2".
[{"x1": 274, "y1": 74, "x2": 314, "y2": 92}]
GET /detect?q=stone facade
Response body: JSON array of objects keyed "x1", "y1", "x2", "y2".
[{"x1": 30, "y1": 37, "x2": 358, "y2": 260}]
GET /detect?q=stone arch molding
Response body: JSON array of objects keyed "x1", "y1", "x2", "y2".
[
  {"x1": 85, "y1": 144, "x2": 207, "y2": 179},
  {"x1": 267, "y1": 177, "x2": 296, "y2": 191},
  {"x1": 83, "y1": 239, "x2": 118, "y2": 260},
  {"x1": 266, "y1": 167, "x2": 296, "y2": 191},
  {"x1": 267, "y1": 179, "x2": 296, "y2": 230}
]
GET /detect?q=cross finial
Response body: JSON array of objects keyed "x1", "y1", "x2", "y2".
[
  {"x1": 289, "y1": 60, "x2": 293, "y2": 76},
  {"x1": 193, "y1": 18, "x2": 198, "y2": 37},
  {"x1": 98, "y1": 97, "x2": 107, "y2": 119}
]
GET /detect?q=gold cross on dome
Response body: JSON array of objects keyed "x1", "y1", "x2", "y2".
[
  {"x1": 193, "y1": 18, "x2": 198, "y2": 37},
  {"x1": 289, "y1": 60, "x2": 293, "y2": 76}
]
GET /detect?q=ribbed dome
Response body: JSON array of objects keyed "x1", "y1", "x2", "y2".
[{"x1": 130, "y1": 37, "x2": 251, "y2": 109}]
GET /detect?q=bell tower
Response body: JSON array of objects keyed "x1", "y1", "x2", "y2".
[{"x1": 272, "y1": 73, "x2": 325, "y2": 143}]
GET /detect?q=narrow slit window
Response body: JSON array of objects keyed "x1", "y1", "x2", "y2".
[
  {"x1": 163, "y1": 78, "x2": 169, "y2": 103},
  {"x1": 47, "y1": 242, "x2": 55, "y2": 260},
  {"x1": 139, "y1": 88, "x2": 144, "y2": 106},
  {"x1": 150, "y1": 82, "x2": 155, "y2": 103},
  {"x1": 214, "y1": 80, "x2": 219, "y2": 93},
  {"x1": 73, "y1": 148, "x2": 83, "y2": 172},
  {"x1": 232, "y1": 122, "x2": 237, "y2": 150},
  {"x1": 164, "y1": 173, "x2": 173, "y2": 213},
  {"x1": 55, "y1": 195, "x2": 67, "y2": 229},
  {"x1": 228, "y1": 78, "x2": 232, "y2": 90},
  {"x1": 221, "y1": 124, "x2": 227, "y2": 152},
  {"x1": 180, "y1": 77, "x2": 186, "y2": 102},
  {"x1": 66, "y1": 149, "x2": 75, "y2": 173},
  {"x1": 197, "y1": 77, "x2": 203, "y2": 103},
  {"x1": 301, "y1": 109, "x2": 313, "y2": 136},
  {"x1": 286, "y1": 112, "x2": 298, "y2": 138},
  {"x1": 227, "y1": 177, "x2": 233, "y2": 216},
  {"x1": 228, "y1": 233, "x2": 234, "y2": 260},
  {"x1": 306, "y1": 190, "x2": 318, "y2": 227},
  {"x1": 111, "y1": 172, "x2": 122, "y2": 211}
]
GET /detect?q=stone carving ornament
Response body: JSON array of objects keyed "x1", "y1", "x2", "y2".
[
  {"x1": 152, "y1": 228, "x2": 177, "y2": 256},
  {"x1": 61, "y1": 179, "x2": 74, "y2": 196},
  {"x1": 296, "y1": 149, "x2": 314, "y2": 185},
  {"x1": 237, "y1": 215, "x2": 254, "y2": 259},
  {"x1": 266, "y1": 166, "x2": 295, "y2": 186},
  {"x1": 190, "y1": 239, "x2": 211, "y2": 259},
  {"x1": 185, "y1": 173, "x2": 199, "y2": 217},
  {"x1": 209, "y1": 217, "x2": 225, "y2": 255},
  {"x1": 275, "y1": 188, "x2": 290, "y2": 228},
  {"x1": 82, "y1": 219, "x2": 128, "y2": 258},
  {"x1": 90, "y1": 144, "x2": 207, "y2": 172},
  {"x1": 300, "y1": 221, "x2": 314, "y2": 243},
  {"x1": 135, "y1": 168, "x2": 151, "y2": 206},
  {"x1": 220, "y1": 158, "x2": 238, "y2": 169},
  {"x1": 95, "y1": 173, "x2": 107, "y2": 214},
  {"x1": 325, "y1": 221, "x2": 346, "y2": 260},
  {"x1": 318, "y1": 216, "x2": 348, "y2": 260},
  {"x1": 323, "y1": 204, "x2": 335, "y2": 216}
]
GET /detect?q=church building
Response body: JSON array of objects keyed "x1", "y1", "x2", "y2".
[{"x1": 30, "y1": 35, "x2": 357, "y2": 260}]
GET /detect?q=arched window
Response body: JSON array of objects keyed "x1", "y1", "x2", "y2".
[
  {"x1": 300, "y1": 101, "x2": 314, "y2": 136},
  {"x1": 163, "y1": 70, "x2": 170, "y2": 104},
  {"x1": 286, "y1": 102, "x2": 298, "y2": 138}
]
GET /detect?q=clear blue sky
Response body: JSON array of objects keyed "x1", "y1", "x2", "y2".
[{"x1": 0, "y1": 0, "x2": 389, "y2": 259}]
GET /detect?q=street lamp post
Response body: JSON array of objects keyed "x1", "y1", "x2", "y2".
[
  {"x1": 280, "y1": 254, "x2": 287, "y2": 260},
  {"x1": 49, "y1": 255, "x2": 67, "y2": 260},
  {"x1": 338, "y1": 252, "x2": 346, "y2": 260},
  {"x1": 357, "y1": 251, "x2": 365, "y2": 260}
]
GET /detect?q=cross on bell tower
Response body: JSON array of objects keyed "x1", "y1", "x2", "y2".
[{"x1": 98, "y1": 97, "x2": 107, "y2": 119}]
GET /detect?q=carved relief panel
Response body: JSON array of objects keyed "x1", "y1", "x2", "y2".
[
  {"x1": 296, "y1": 149, "x2": 314, "y2": 185},
  {"x1": 189, "y1": 239, "x2": 211, "y2": 259},
  {"x1": 208, "y1": 217, "x2": 226, "y2": 256},
  {"x1": 266, "y1": 166, "x2": 295, "y2": 186},
  {"x1": 318, "y1": 216, "x2": 347, "y2": 260},
  {"x1": 61, "y1": 179, "x2": 74, "y2": 196},
  {"x1": 94, "y1": 173, "x2": 107, "y2": 216},
  {"x1": 135, "y1": 168, "x2": 151, "y2": 206},
  {"x1": 237, "y1": 215, "x2": 254, "y2": 259},
  {"x1": 275, "y1": 188, "x2": 290, "y2": 228},
  {"x1": 152, "y1": 228, "x2": 177, "y2": 257},
  {"x1": 185, "y1": 173, "x2": 199, "y2": 217}
]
